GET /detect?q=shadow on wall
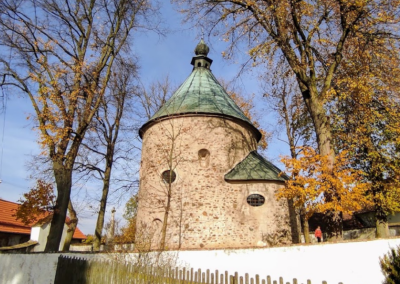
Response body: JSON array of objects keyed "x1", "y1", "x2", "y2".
[{"x1": 54, "y1": 256, "x2": 88, "y2": 284}]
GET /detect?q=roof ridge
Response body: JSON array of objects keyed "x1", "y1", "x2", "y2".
[{"x1": 0, "y1": 198, "x2": 20, "y2": 205}]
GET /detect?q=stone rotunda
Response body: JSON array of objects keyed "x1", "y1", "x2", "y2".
[{"x1": 136, "y1": 40, "x2": 295, "y2": 250}]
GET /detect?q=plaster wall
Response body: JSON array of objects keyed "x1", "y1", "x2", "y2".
[
  {"x1": 31, "y1": 223, "x2": 68, "y2": 252},
  {"x1": 0, "y1": 253, "x2": 97, "y2": 284},
  {"x1": 30, "y1": 227, "x2": 40, "y2": 242},
  {"x1": 173, "y1": 238, "x2": 400, "y2": 284},
  {"x1": 1, "y1": 238, "x2": 400, "y2": 284},
  {"x1": 137, "y1": 115, "x2": 291, "y2": 249}
]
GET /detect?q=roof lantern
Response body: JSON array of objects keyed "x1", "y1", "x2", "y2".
[{"x1": 190, "y1": 39, "x2": 213, "y2": 69}]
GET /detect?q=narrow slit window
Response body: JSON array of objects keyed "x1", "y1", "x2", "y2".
[{"x1": 198, "y1": 149, "x2": 210, "y2": 168}]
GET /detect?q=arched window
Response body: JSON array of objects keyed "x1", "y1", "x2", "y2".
[{"x1": 198, "y1": 149, "x2": 210, "y2": 168}]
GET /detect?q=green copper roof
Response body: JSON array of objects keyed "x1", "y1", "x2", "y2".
[
  {"x1": 149, "y1": 68, "x2": 253, "y2": 123},
  {"x1": 139, "y1": 40, "x2": 261, "y2": 140},
  {"x1": 225, "y1": 151, "x2": 289, "y2": 182}
]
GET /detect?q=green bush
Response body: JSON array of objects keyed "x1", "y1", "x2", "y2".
[{"x1": 380, "y1": 245, "x2": 400, "y2": 284}]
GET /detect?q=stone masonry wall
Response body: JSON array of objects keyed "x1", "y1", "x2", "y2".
[{"x1": 136, "y1": 115, "x2": 291, "y2": 250}]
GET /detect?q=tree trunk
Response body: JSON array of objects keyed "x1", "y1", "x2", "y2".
[
  {"x1": 376, "y1": 211, "x2": 390, "y2": 238},
  {"x1": 62, "y1": 200, "x2": 78, "y2": 252},
  {"x1": 288, "y1": 199, "x2": 301, "y2": 243},
  {"x1": 301, "y1": 213, "x2": 310, "y2": 243},
  {"x1": 300, "y1": 85, "x2": 343, "y2": 240},
  {"x1": 323, "y1": 211, "x2": 343, "y2": 241},
  {"x1": 45, "y1": 166, "x2": 72, "y2": 252},
  {"x1": 93, "y1": 164, "x2": 112, "y2": 251},
  {"x1": 160, "y1": 183, "x2": 172, "y2": 251},
  {"x1": 372, "y1": 172, "x2": 390, "y2": 238}
]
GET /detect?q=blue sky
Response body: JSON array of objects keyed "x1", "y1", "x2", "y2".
[{"x1": 0, "y1": 2, "x2": 288, "y2": 234}]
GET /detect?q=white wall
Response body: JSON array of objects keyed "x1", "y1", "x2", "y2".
[
  {"x1": 1, "y1": 238, "x2": 400, "y2": 284},
  {"x1": 30, "y1": 227, "x2": 40, "y2": 242},
  {"x1": 174, "y1": 238, "x2": 400, "y2": 284},
  {"x1": 31, "y1": 223, "x2": 69, "y2": 252}
]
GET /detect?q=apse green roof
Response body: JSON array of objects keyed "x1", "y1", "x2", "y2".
[
  {"x1": 225, "y1": 151, "x2": 289, "y2": 182},
  {"x1": 139, "y1": 40, "x2": 261, "y2": 140}
]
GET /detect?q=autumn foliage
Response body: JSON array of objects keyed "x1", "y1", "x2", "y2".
[
  {"x1": 115, "y1": 219, "x2": 136, "y2": 244},
  {"x1": 279, "y1": 147, "x2": 371, "y2": 220},
  {"x1": 114, "y1": 195, "x2": 138, "y2": 244},
  {"x1": 177, "y1": 0, "x2": 400, "y2": 238},
  {"x1": 14, "y1": 180, "x2": 55, "y2": 226}
]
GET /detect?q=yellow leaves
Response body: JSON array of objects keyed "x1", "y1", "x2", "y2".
[
  {"x1": 278, "y1": 147, "x2": 371, "y2": 218},
  {"x1": 27, "y1": 61, "x2": 87, "y2": 153}
]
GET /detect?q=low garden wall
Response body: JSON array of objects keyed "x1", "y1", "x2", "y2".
[{"x1": 1, "y1": 238, "x2": 399, "y2": 284}]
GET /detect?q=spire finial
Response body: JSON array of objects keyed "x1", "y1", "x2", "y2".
[{"x1": 194, "y1": 39, "x2": 209, "y2": 56}]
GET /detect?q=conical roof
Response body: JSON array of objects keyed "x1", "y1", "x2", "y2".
[
  {"x1": 139, "y1": 40, "x2": 261, "y2": 141},
  {"x1": 225, "y1": 151, "x2": 289, "y2": 182}
]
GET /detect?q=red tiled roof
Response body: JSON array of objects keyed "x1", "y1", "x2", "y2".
[
  {"x1": 71, "y1": 226, "x2": 86, "y2": 239},
  {"x1": 67, "y1": 217, "x2": 87, "y2": 239},
  {"x1": 0, "y1": 199, "x2": 31, "y2": 234},
  {"x1": 0, "y1": 199, "x2": 86, "y2": 239}
]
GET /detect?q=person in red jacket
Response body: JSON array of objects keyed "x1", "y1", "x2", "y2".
[{"x1": 315, "y1": 226, "x2": 322, "y2": 242}]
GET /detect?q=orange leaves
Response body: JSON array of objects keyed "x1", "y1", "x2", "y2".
[
  {"x1": 14, "y1": 179, "x2": 55, "y2": 226},
  {"x1": 115, "y1": 218, "x2": 136, "y2": 244},
  {"x1": 278, "y1": 147, "x2": 371, "y2": 219}
]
